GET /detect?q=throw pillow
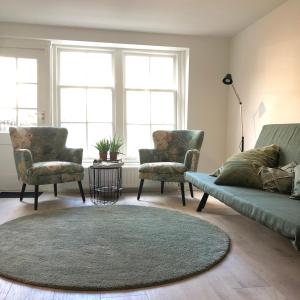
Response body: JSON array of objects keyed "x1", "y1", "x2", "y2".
[
  {"x1": 290, "y1": 164, "x2": 300, "y2": 200},
  {"x1": 259, "y1": 162, "x2": 296, "y2": 194},
  {"x1": 214, "y1": 144, "x2": 280, "y2": 189}
]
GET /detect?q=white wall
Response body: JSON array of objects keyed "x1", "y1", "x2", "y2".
[
  {"x1": 227, "y1": 0, "x2": 300, "y2": 156},
  {"x1": 0, "y1": 23, "x2": 229, "y2": 191}
]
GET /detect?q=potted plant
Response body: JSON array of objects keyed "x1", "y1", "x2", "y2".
[
  {"x1": 109, "y1": 135, "x2": 123, "y2": 161},
  {"x1": 95, "y1": 138, "x2": 110, "y2": 161}
]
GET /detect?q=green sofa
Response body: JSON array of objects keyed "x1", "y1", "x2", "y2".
[{"x1": 185, "y1": 124, "x2": 300, "y2": 250}]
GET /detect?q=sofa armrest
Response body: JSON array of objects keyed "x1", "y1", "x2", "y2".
[
  {"x1": 139, "y1": 149, "x2": 166, "y2": 164},
  {"x1": 184, "y1": 149, "x2": 200, "y2": 171},
  {"x1": 14, "y1": 149, "x2": 33, "y2": 181},
  {"x1": 58, "y1": 148, "x2": 83, "y2": 164}
]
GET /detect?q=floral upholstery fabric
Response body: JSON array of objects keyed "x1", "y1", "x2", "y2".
[
  {"x1": 9, "y1": 127, "x2": 84, "y2": 186},
  {"x1": 139, "y1": 130, "x2": 204, "y2": 182}
]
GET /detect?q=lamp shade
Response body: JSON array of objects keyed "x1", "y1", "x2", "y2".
[{"x1": 222, "y1": 73, "x2": 233, "y2": 85}]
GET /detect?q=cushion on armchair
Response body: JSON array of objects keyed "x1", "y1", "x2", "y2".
[
  {"x1": 27, "y1": 161, "x2": 83, "y2": 176},
  {"x1": 139, "y1": 162, "x2": 188, "y2": 174}
]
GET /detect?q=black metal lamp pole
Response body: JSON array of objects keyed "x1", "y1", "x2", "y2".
[{"x1": 222, "y1": 74, "x2": 244, "y2": 152}]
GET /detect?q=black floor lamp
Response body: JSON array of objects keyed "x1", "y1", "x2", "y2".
[{"x1": 222, "y1": 73, "x2": 244, "y2": 152}]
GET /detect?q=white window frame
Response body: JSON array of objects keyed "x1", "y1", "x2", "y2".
[
  {"x1": 0, "y1": 46, "x2": 48, "y2": 140},
  {"x1": 52, "y1": 44, "x2": 188, "y2": 162}
]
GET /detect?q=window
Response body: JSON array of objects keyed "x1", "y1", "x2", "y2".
[
  {"x1": 0, "y1": 55, "x2": 38, "y2": 132},
  {"x1": 58, "y1": 50, "x2": 114, "y2": 158},
  {"x1": 55, "y1": 46, "x2": 186, "y2": 161},
  {"x1": 124, "y1": 54, "x2": 177, "y2": 159}
]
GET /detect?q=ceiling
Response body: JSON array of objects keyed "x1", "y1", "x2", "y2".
[{"x1": 0, "y1": 0, "x2": 286, "y2": 36}]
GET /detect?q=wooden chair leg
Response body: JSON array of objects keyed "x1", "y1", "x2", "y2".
[
  {"x1": 180, "y1": 182, "x2": 186, "y2": 206},
  {"x1": 20, "y1": 184, "x2": 26, "y2": 202},
  {"x1": 189, "y1": 182, "x2": 194, "y2": 198},
  {"x1": 78, "y1": 181, "x2": 85, "y2": 203},
  {"x1": 161, "y1": 181, "x2": 164, "y2": 194},
  {"x1": 137, "y1": 179, "x2": 144, "y2": 200},
  {"x1": 54, "y1": 184, "x2": 57, "y2": 197},
  {"x1": 34, "y1": 185, "x2": 39, "y2": 210},
  {"x1": 197, "y1": 192, "x2": 209, "y2": 212}
]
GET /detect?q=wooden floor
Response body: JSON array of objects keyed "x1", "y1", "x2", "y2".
[{"x1": 0, "y1": 189, "x2": 299, "y2": 300}]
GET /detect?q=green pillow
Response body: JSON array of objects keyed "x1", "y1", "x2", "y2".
[
  {"x1": 214, "y1": 144, "x2": 280, "y2": 189},
  {"x1": 290, "y1": 164, "x2": 300, "y2": 200},
  {"x1": 259, "y1": 162, "x2": 296, "y2": 194}
]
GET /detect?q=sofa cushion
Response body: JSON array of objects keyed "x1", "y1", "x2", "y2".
[
  {"x1": 291, "y1": 164, "x2": 300, "y2": 200},
  {"x1": 139, "y1": 162, "x2": 187, "y2": 174},
  {"x1": 259, "y1": 162, "x2": 296, "y2": 194},
  {"x1": 214, "y1": 144, "x2": 280, "y2": 189},
  {"x1": 27, "y1": 161, "x2": 83, "y2": 176}
]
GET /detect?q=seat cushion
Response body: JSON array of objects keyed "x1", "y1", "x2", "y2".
[
  {"x1": 139, "y1": 162, "x2": 187, "y2": 174},
  {"x1": 27, "y1": 161, "x2": 83, "y2": 176}
]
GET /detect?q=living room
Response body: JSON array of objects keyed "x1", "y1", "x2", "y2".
[{"x1": 0, "y1": 0, "x2": 299, "y2": 299}]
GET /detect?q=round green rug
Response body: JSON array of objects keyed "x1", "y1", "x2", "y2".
[{"x1": 0, "y1": 205, "x2": 230, "y2": 290}]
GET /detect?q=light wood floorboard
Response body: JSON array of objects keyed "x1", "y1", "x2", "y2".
[{"x1": 0, "y1": 188, "x2": 299, "y2": 300}]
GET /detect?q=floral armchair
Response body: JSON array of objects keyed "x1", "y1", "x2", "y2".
[
  {"x1": 137, "y1": 130, "x2": 204, "y2": 205},
  {"x1": 9, "y1": 127, "x2": 85, "y2": 210}
]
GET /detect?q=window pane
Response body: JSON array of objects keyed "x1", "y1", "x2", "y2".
[
  {"x1": 60, "y1": 51, "x2": 86, "y2": 86},
  {"x1": 127, "y1": 125, "x2": 151, "y2": 158},
  {"x1": 151, "y1": 124, "x2": 174, "y2": 133},
  {"x1": 17, "y1": 58, "x2": 37, "y2": 83},
  {"x1": 60, "y1": 88, "x2": 86, "y2": 122},
  {"x1": 125, "y1": 55, "x2": 149, "y2": 88},
  {"x1": 86, "y1": 52, "x2": 113, "y2": 87},
  {"x1": 61, "y1": 123, "x2": 86, "y2": 149},
  {"x1": 0, "y1": 83, "x2": 16, "y2": 108},
  {"x1": 17, "y1": 84, "x2": 37, "y2": 108},
  {"x1": 87, "y1": 123, "x2": 112, "y2": 158},
  {"x1": 0, "y1": 108, "x2": 16, "y2": 132},
  {"x1": 151, "y1": 92, "x2": 175, "y2": 125},
  {"x1": 150, "y1": 56, "x2": 174, "y2": 88},
  {"x1": 18, "y1": 109, "x2": 37, "y2": 126},
  {"x1": 87, "y1": 89, "x2": 112, "y2": 122},
  {"x1": 126, "y1": 91, "x2": 150, "y2": 124},
  {"x1": 0, "y1": 57, "x2": 16, "y2": 86}
]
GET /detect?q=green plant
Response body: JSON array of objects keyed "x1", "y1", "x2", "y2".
[
  {"x1": 94, "y1": 138, "x2": 110, "y2": 152},
  {"x1": 109, "y1": 135, "x2": 123, "y2": 153}
]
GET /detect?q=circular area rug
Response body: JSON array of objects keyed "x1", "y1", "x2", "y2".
[{"x1": 0, "y1": 205, "x2": 230, "y2": 290}]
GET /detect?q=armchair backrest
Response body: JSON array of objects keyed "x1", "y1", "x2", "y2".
[
  {"x1": 9, "y1": 127, "x2": 68, "y2": 162},
  {"x1": 153, "y1": 130, "x2": 204, "y2": 163}
]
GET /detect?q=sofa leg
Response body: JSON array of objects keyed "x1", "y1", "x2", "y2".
[
  {"x1": 161, "y1": 181, "x2": 164, "y2": 194},
  {"x1": 34, "y1": 185, "x2": 39, "y2": 210},
  {"x1": 78, "y1": 181, "x2": 85, "y2": 203},
  {"x1": 188, "y1": 182, "x2": 194, "y2": 198},
  {"x1": 180, "y1": 182, "x2": 186, "y2": 206},
  {"x1": 20, "y1": 184, "x2": 26, "y2": 202},
  {"x1": 197, "y1": 192, "x2": 209, "y2": 212},
  {"x1": 137, "y1": 179, "x2": 144, "y2": 200},
  {"x1": 54, "y1": 184, "x2": 57, "y2": 197}
]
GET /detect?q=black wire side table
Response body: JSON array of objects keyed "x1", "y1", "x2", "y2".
[{"x1": 88, "y1": 162, "x2": 124, "y2": 205}]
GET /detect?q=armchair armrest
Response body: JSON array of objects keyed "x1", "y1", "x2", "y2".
[
  {"x1": 184, "y1": 149, "x2": 200, "y2": 171},
  {"x1": 14, "y1": 149, "x2": 33, "y2": 181},
  {"x1": 139, "y1": 149, "x2": 167, "y2": 164},
  {"x1": 58, "y1": 148, "x2": 83, "y2": 164}
]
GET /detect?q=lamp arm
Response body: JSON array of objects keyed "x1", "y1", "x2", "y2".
[{"x1": 231, "y1": 84, "x2": 245, "y2": 152}]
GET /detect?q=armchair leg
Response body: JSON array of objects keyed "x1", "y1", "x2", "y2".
[
  {"x1": 78, "y1": 181, "x2": 85, "y2": 203},
  {"x1": 34, "y1": 185, "x2": 39, "y2": 210},
  {"x1": 161, "y1": 181, "x2": 164, "y2": 194},
  {"x1": 54, "y1": 184, "x2": 57, "y2": 197},
  {"x1": 20, "y1": 184, "x2": 26, "y2": 202},
  {"x1": 137, "y1": 179, "x2": 144, "y2": 200},
  {"x1": 180, "y1": 182, "x2": 186, "y2": 206},
  {"x1": 197, "y1": 192, "x2": 209, "y2": 212},
  {"x1": 188, "y1": 182, "x2": 194, "y2": 198}
]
